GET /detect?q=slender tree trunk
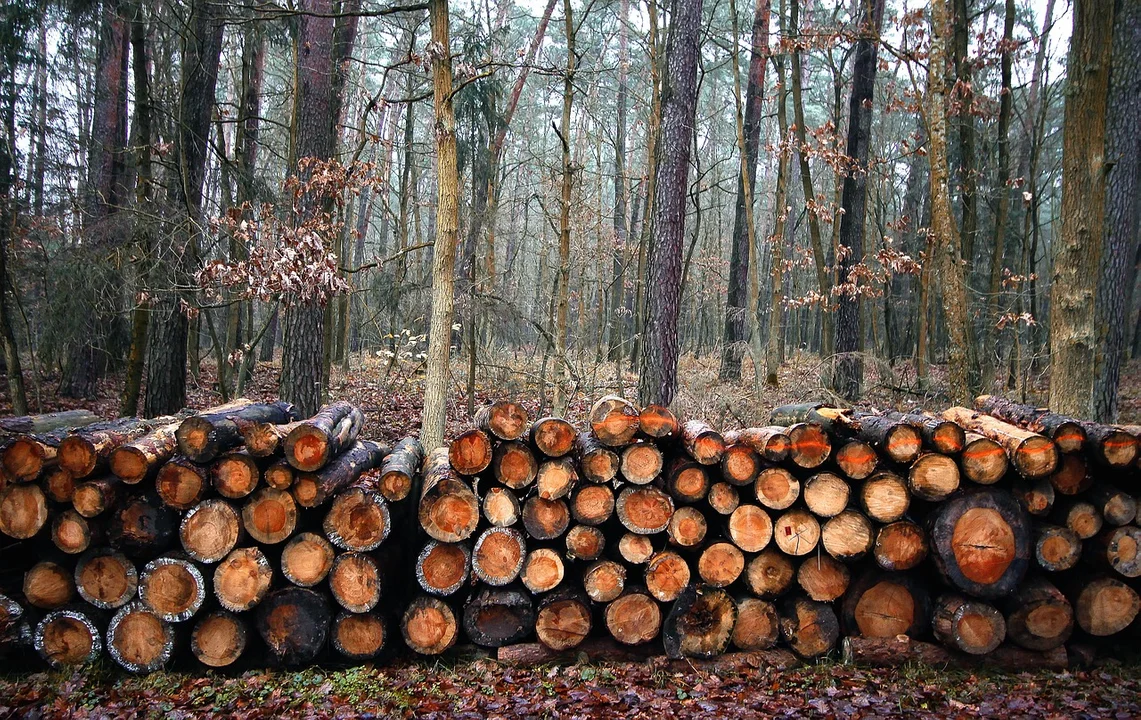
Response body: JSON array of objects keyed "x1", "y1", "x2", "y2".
[
  {"x1": 119, "y1": 0, "x2": 152, "y2": 416},
  {"x1": 928, "y1": 0, "x2": 975, "y2": 405},
  {"x1": 833, "y1": 0, "x2": 885, "y2": 400},
  {"x1": 0, "y1": 26, "x2": 27, "y2": 414},
  {"x1": 1091, "y1": 0, "x2": 1139, "y2": 422},
  {"x1": 952, "y1": 0, "x2": 978, "y2": 272},
  {"x1": 631, "y1": 0, "x2": 661, "y2": 367},
  {"x1": 636, "y1": 0, "x2": 704, "y2": 407},
  {"x1": 1049, "y1": 0, "x2": 1116, "y2": 417},
  {"x1": 789, "y1": 0, "x2": 832, "y2": 366},
  {"x1": 765, "y1": 47, "x2": 791, "y2": 387},
  {"x1": 719, "y1": 0, "x2": 770, "y2": 381},
  {"x1": 31, "y1": 24, "x2": 47, "y2": 218},
  {"x1": 982, "y1": 0, "x2": 1015, "y2": 391},
  {"x1": 553, "y1": 0, "x2": 575, "y2": 414},
  {"x1": 608, "y1": 0, "x2": 630, "y2": 364},
  {"x1": 420, "y1": 0, "x2": 461, "y2": 451}
]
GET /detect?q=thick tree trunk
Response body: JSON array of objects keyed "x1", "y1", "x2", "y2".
[
  {"x1": 1049, "y1": 0, "x2": 1116, "y2": 417},
  {"x1": 637, "y1": 0, "x2": 704, "y2": 407},
  {"x1": 1091, "y1": 0, "x2": 1140, "y2": 422},
  {"x1": 832, "y1": 0, "x2": 884, "y2": 399}
]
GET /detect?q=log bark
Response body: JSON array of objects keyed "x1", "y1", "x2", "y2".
[
  {"x1": 883, "y1": 411, "x2": 966, "y2": 455},
  {"x1": 745, "y1": 549, "x2": 795, "y2": 598},
  {"x1": 1003, "y1": 576, "x2": 1073, "y2": 651},
  {"x1": 531, "y1": 417, "x2": 576, "y2": 458},
  {"x1": 256, "y1": 587, "x2": 332, "y2": 665},
  {"x1": 645, "y1": 550, "x2": 691, "y2": 602},
  {"x1": 873, "y1": 521, "x2": 928, "y2": 571},
  {"x1": 75, "y1": 548, "x2": 138, "y2": 609},
  {"x1": 842, "y1": 571, "x2": 929, "y2": 639},
  {"x1": 589, "y1": 395, "x2": 640, "y2": 447},
  {"x1": 138, "y1": 556, "x2": 206, "y2": 622},
  {"x1": 109, "y1": 419, "x2": 183, "y2": 483},
  {"x1": 0, "y1": 410, "x2": 99, "y2": 434},
  {"x1": 401, "y1": 595, "x2": 459, "y2": 655},
  {"x1": 332, "y1": 611, "x2": 387, "y2": 660},
  {"x1": 475, "y1": 401, "x2": 530, "y2": 441},
  {"x1": 616, "y1": 486, "x2": 673, "y2": 535},
  {"x1": 179, "y1": 499, "x2": 242, "y2": 564},
  {"x1": 576, "y1": 432, "x2": 619, "y2": 483},
  {"x1": 241, "y1": 488, "x2": 298, "y2": 544},
  {"x1": 60, "y1": 415, "x2": 181, "y2": 478},
  {"x1": 284, "y1": 401, "x2": 366, "y2": 472},
  {"x1": 534, "y1": 590, "x2": 592, "y2": 650},
  {"x1": 463, "y1": 585, "x2": 534, "y2": 647},
  {"x1": 213, "y1": 547, "x2": 273, "y2": 612},
  {"x1": 932, "y1": 593, "x2": 1006, "y2": 655},
  {"x1": 448, "y1": 429, "x2": 493, "y2": 476},
  {"x1": 419, "y1": 447, "x2": 480, "y2": 543},
  {"x1": 281, "y1": 532, "x2": 336, "y2": 587},
  {"x1": 1079, "y1": 421, "x2": 1139, "y2": 468},
  {"x1": 328, "y1": 552, "x2": 381, "y2": 613},
  {"x1": 155, "y1": 456, "x2": 209, "y2": 510},
  {"x1": 682, "y1": 420, "x2": 725, "y2": 465},
  {"x1": 841, "y1": 635, "x2": 1068, "y2": 669},
  {"x1": 323, "y1": 486, "x2": 390, "y2": 551},
  {"x1": 191, "y1": 610, "x2": 247, "y2": 667},
  {"x1": 34, "y1": 608, "x2": 103, "y2": 667},
  {"x1": 928, "y1": 488, "x2": 1031, "y2": 599},
  {"x1": 779, "y1": 595, "x2": 839, "y2": 658},
  {"x1": 378, "y1": 436, "x2": 424, "y2": 502},
  {"x1": 973, "y1": 395, "x2": 1087, "y2": 452},
  {"x1": 292, "y1": 440, "x2": 388, "y2": 509},
  {"x1": 663, "y1": 584, "x2": 736, "y2": 659},
  {"x1": 941, "y1": 407, "x2": 1058, "y2": 478},
  {"x1": 177, "y1": 400, "x2": 295, "y2": 463},
  {"x1": 415, "y1": 540, "x2": 470, "y2": 596}
]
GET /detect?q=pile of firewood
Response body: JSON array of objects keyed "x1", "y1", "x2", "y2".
[
  {"x1": 402, "y1": 396, "x2": 1140, "y2": 668},
  {"x1": 0, "y1": 400, "x2": 422, "y2": 671},
  {"x1": 0, "y1": 393, "x2": 1138, "y2": 673}
]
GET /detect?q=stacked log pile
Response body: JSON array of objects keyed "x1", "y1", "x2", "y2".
[
  {"x1": 406, "y1": 397, "x2": 1140, "y2": 668},
  {"x1": 1, "y1": 393, "x2": 1139, "y2": 673},
  {"x1": 0, "y1": 399, "x2": 422, "y2": 671}
]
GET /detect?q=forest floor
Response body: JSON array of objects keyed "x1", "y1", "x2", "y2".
[
  {"x1": 2, "y1": 655, "x2": 1141, "y2": 719},
  {"x1": 4, "y1": 352, "x2": 1141, "y2": 718}
]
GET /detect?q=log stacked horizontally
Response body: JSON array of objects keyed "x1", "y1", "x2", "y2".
[{"x1": 1, "y1": 393, "x2": 1139, "y2": 674}]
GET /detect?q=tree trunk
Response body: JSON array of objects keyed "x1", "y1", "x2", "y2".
[
  {"x1": 1050, "y1": 0, "x2": 1116, "y2": 417},
  {"x1": 832, "y1": 0, "x2": 884, "y2": 399},
  {"x1": 637, "y1": 0, "x2": 704, "y2": 407},
  {"x1": 0, "y1": 31, "x2": 26, "y2": 414},
  {"x1": 927, "y1": 0, "x2": 975, "y2": 405},
  {"x1": 719, "y1": 0, "x2": 770, "y2": 380},
  {"x1": 552, "y1": 0, "x2": 575, "y2": 414},
  {"x1": 608, "y1": 0, "x2": 630, "y2": 365},
  {"x1": 420, "y1": 0, "x2": 460, "y2": 452},
  {"x1": 1091, "y1": 0, "x2": 1140, "y2": 422}
]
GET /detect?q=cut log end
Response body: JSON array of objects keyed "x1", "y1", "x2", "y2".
[
  {"x1": 472, "y1": 527, "x2": 527, "y2": 586},
  {"x1": 669, "y1": 505, "x2": 710, "y2": 549},
  {"x1": 493, "y1": 441, "x2": 538, "y2": 490},
  {"x1": 605, "y1": 590, "x2": 662, "y2": 646},
  {"x1": 324, "y1": 488, "x2": 390, "y2": 552},
  {"x1": 960, "y1": 434, "x2": 1009, "y2": 485},
  {"x1": 584, "y1": 560, "x2": 627, "y2": 603},
  {"x1": 242, "y1": 488, "x2": 298, "y2": 545},
  {"x1": 213, "y1": 547, "x2": 273, "y2": 612},
  {"x1": 107, "y1": 602, "x2": 175, "y2": 673},
  {"x1": 697, "y1": 542, "x2": 745, "y2": 588},
  {"x1": 787, "y1": 423, "x2": 831, "y2": 469},
  {"x1": 617, "y1": 533, "x2": 655, "y2": 565},
  {"x1": 537, "y1": 594, "x2": 592, "y2": 651},
  {"x1": 35, "y1": 609, "x2": 102, "y2": 667},
  {"x1": 531, "y1": 417, "x2": 577, "y2": 457},
  {"x1": 75, "y1": 548, "x2": 138, "y2": 609},
  {"x1": 24, "y1": 561, "x2": 76, "y2": 609},
  {"x1": 402, "y1": 595, "x2": 459, "y2": 655},
  {"x1": 180, "y1": 499, "x2": 242, "y2": 564},
  {"x1": 664, "y1": 585, "x2": 736, "y2": 659},
  {"x1": 565, "y1": 525, "x2": 605, "y2": 562},
  {"x1": 933, "y1": 594, "x2": 1006, "y2": 655},
  {"x1": 803, "y1": 473, "x2": 850, "y2": 518},
  {"x1": 707, "y1": 482, "x2": 740, "y2": 516},
  {"x1": 589, "y1": 395, "x2": 641, "y2": 447},
  {"x1": 449, "y1": 429, "x2": 494, "y2": 476},
  {"x1": 192, "y1": 611, "x2": 247, "y2": 668},
  {"x1": 329, "y1": 553, "x2": 382, "y2": 613},
  {"x1": 570, "y1": 484, "x2": 615, "y2": 526},
  {"x1": 522, "y1": 497, "x2": 570, "y2": 540},
  {"x1": 1074, "y1": 576, "x2": 1140, "y2": 636},
  {"x1": 859, "y1": 472, "x2": 910, "y2": 524},
  {"x1": 139, "y1": 556, "x2": 206, "y2": 622},
  {"x1": 333, "y1": 612, "x2": 387, "y2": 660},
  {"x1": 521, "y1": 548, "x2": 565, "y2": 594},
  {"x1": 0, "y1": 483, "x2": 48, "y2": 539},
  {"x1": 908, "y1": 453, "x2": 960, "y2": 502},
  {"x1": 256, "y1": 587, "x2": 333, "y2": 666},
  {"x1": 281, "y1": 532, "x2": 337, "y2": 588},
  {"x1": 416, "y1": 540, "x2": 470, "y2": 596},
  {"x1": 478, "y1": 400, "x2": 530, "y2": 441},
  {"x1": 874, "y1": 521, "x2": 928, "y2": 571},
  {"x1": 645, "y1": 551, "x2": 692, "y2": 603},
  {"x1": 746, "y1": 550, "x2": 796, "y2": 599},
  {"x1": 617, "y1": 486, "x2": 674, "y2": 535},
  {"x1": 484, "y1": 487, "x2": 522, "y2": 527},
  {"x1": 726, "y1": 504, "x2": 771, "y2": 553},
  {"x1": 779, "y1": 596, "x2": 840, "y2": 659},
  {"x1": 755, "y1": 468, "x2": 800, "y2": 511},
  {"x1": 772, "y1": 510, "x2": 821, "y2": 557}
]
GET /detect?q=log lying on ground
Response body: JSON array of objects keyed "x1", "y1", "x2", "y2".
[
  {"x1": 589, "y1": 395, "x2": 640, "y2": 447},
  {"x1": 476, "y1": 401, "x2": 530, "y2": 441},
  {"x1": 940, "y1": 407, "x2": 1058, "y2": 478},
  {"x1": 256, "y1": 587, "x2": 332, "y2": 666},
  {"x1": 842, "y1": 635, "x2": 1068, "y2": 670},
  {"x1": 284, "y1": 402, "x2": 365, "y2": 472},
  {"x1": 973, "y1": 395, "x2": 1087, "y2": 453},
  {"x1": 536, "y1": 590, "x2": 592, "y2": 650},
  {"x1": 332, "y1": 611, "x2": 387, "y2": 661},
  {"x1": 177, "y1": 399, "x2": 295, "y2": 464},
  {"x1": 378, "y1": 436, "x2": 424, "y2": 502},
  {"x1": 110, "y1": 419, "x2": 183, "y2": 484},
  {"x1": 731, "y1": 597, "x2": 779, "y2": 651},
  {"x1": 419, "y1": 448, "x2": 479, "y2": 543},
  {"x1": 0, "y1": 409, "x2": 100, "y2": 435},
  {"x1": 292, "y1": 440, "x2": 388, "y2": 508}
]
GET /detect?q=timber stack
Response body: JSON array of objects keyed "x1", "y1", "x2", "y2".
[
  {"x1": 0, "y1": 398, "x2": 421, "y2": 671},
  {"x1": 0, "y1": 394, "x2": 1139, "y2": 673}
]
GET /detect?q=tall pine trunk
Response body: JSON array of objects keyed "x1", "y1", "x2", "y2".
[
  {"x1": 832, "y1": 0, "x2": 885, "y2": 400},
  {"x1": 607, "y1": 0, "x2": 630, "y2": 365},
  {"x1": 0, "y1": 13, "x2": 28, "y2": 413},
  {"x1": 637, "y1": 0, "x2": 704, "y2": 407},
  {"x1": 553, "y1": 0, "x2": 575, "y2": 414}
]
